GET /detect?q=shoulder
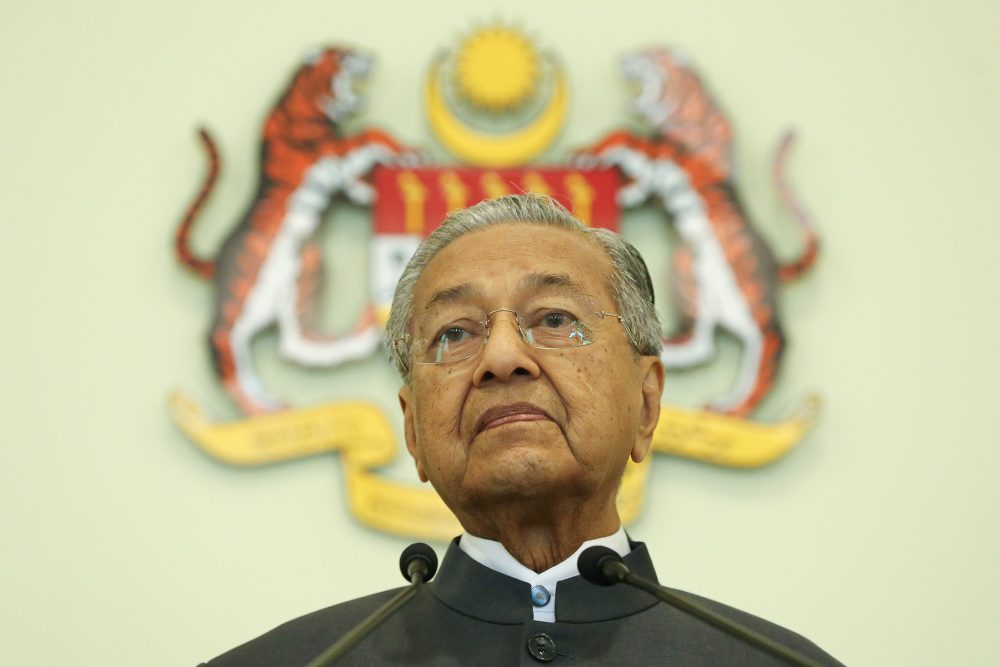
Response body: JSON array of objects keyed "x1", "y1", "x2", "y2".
[{"x1": 201, "y1": 588, "x2": 406, "y2": 667}]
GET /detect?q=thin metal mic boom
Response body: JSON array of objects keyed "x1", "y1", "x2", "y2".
[
  {"x1": 305, "y1": 543, "x2": 438, "y2": 667},
  {"x1": 577, "y1": 546, "x2": 826, "y2": 667}
]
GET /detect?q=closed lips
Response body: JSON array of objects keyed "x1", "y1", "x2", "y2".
[{"x1": 475, "y1": 403, "x2": 552, "y2": 434}]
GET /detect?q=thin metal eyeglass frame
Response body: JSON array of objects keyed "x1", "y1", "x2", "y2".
[{"x1": 392, "y1": 307, "x2": 637, "y2": 375}]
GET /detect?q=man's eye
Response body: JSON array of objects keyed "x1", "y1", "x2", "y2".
[
  {"x1": 428, "y1": 324, "x2": 481, "y2": 363},
  {"x1": 538, "y1": 311, "x2": 575, "y2": 329},
  {"x1": 440, "y1": 326, "x2": 471, "y2": 343}
]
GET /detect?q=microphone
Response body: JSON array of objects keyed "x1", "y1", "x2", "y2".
[
  {"x1": 577, "y1": 545, "x2": 629, "y2": 586},
  {"x1": 577, "y1": 546, "x2": 825, "y2": 667},
  {"x1": 305, "y1": 543, "x2": 438, "y2": 667},
  {"x1": 400, "y1": 542, "x2": 438, "y2": 583}
]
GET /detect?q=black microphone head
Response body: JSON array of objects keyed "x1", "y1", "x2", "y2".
[
  {"x1": 399, "y1": 542, "x2": 438, "y2": 583},
  {"x1": 577, "y1": 545, "x2": 623, "y2": 587}
]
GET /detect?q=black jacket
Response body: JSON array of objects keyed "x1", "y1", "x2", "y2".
[{"x1": 202, "y1": 539, "x2": 843, "y2": 666}]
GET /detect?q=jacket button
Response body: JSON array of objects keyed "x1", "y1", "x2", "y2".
[
  {"x1": 530, "y1": 584, "x2": 552, "y2": 607},
  {"x1": 527, "y1": 633, "x2": 556, "y2": 662}
]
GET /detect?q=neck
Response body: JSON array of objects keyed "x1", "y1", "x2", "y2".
[{"x1": 457, "y1": 496, "x2": 621, "y2": 572}]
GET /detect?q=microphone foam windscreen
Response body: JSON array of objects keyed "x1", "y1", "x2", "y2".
[
  {"x1": 399, "y1": 542, "x2": 439, "y2": 582},
  {"x1": 577, "y1": 545, "x2": 621, "y2": 586}
]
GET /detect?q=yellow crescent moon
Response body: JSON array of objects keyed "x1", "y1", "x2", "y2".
[{"x1": 424, "y1": 60, "x2": 568, "y2": 167}]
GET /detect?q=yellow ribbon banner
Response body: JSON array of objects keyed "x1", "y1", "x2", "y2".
[
  {"x1": 168, "y1": 391, "x2": 820, "y2": 542},
  {"x1": 652, "y1": 396, "x2": 822, "y2": 467}
]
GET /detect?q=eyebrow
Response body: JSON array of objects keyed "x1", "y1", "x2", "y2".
[
  {"x1": 426, "y1": 283, "x2": 484, "y2": 309},
  {"x1": 518, "y1": 272, "x2": 587, "y2": 294}
]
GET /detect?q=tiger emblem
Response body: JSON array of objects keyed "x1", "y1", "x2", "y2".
[
  {"x1": 576, "y1": 47, "x2": 819, "y2": 417},
  {"x1": 175, "y1": 47, "x2": 418, "y2": 414}
]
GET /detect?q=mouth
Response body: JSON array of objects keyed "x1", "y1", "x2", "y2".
[{"x1": 475, "y1": 403, "x2": 553, "y2": 435}]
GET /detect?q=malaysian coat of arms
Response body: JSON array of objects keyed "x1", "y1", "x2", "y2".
[{"x1": 169, "y1": 24, "x2": 822, "y2": 541}]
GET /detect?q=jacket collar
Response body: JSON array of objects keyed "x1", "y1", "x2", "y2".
[{"x1": 429, "y1": 537, "x2": 661, "y2": 624}]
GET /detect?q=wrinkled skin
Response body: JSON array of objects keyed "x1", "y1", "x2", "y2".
[{"x1": 399, "y1": 223, "x2": 664, "y2": 571}]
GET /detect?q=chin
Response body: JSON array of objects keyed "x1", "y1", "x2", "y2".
[{"x1": 463, "y1": 454, "x2": 583, "y2": 501}]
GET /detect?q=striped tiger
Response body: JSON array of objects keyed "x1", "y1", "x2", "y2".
[
  {"x1": 577, "y1": 47, "x2": 818, "y2": 417},
  {"x1": 175, "y1": 47, "x2": 418, "y2": 414}
]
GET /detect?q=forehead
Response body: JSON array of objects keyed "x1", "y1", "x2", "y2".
[{"x1": 413, "y1": 223, "x2": 613, "y2": 308}]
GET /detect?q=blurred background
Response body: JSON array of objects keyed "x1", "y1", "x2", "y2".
[{"x1": 1, "y1": 1, "x2": 998, "y2": 665}]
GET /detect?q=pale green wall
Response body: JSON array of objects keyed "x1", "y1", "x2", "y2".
[{"x1": 2, "y1": 1, "x2": 998, "y2": 665}]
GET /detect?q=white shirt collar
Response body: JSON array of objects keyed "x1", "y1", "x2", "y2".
[{"x1": 459, "y1": 527, "x2": 631, "y2": 623}]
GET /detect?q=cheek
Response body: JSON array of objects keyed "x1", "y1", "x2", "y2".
[
  {"x1": 560, "y1": 360, "x2": 614, "y2": 427},
  {"x1": 412, "y1": 375, "x2": 467, "y2": 458},
  {"x1": 559, "y1": 350, "x2": 638, "y2": 439}
]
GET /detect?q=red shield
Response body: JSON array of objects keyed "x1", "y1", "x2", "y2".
[{"x1": 370, "y1": 166, "x2": 621, "y2": 322}]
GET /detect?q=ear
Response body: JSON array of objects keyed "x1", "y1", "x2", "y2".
[
  {"x1": 398, "y1": 385, "x2": 429, "y2": 483},
  {"x1": 631, "y1": 356, "x2": 665, "y2": 463}
]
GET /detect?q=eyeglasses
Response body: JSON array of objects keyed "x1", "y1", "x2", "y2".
[{"x1": 393, "y1": 303, "x2": 634, "y2": 373}]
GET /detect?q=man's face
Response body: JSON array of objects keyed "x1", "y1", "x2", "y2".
[{"x1": 398, "y1": 223, "x2": 663, "y2": 519}]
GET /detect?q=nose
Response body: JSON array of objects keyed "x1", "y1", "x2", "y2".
[{"x1": 471, "y1": 310, "x2": 541, "y2": 386}]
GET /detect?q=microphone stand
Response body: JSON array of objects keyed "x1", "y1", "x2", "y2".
[
  {"x1": 579, "y1": 547, "x2": 826, "y2": 667},
  {"x1": 305, "y1": 544, "x2": 437, "y2": 667}
]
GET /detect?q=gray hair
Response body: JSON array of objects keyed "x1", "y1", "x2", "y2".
[{"x1": 386, "y1": 194, "x2": 662, "y2": 381}]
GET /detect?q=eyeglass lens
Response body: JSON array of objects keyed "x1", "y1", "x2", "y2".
[{"x1": 417, "y1": 298, "x2": 600, "y2": 365}]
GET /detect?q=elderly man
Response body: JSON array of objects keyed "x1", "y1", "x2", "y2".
[{"x1": 204, "y1": 195, "x2": 841, "y2": 666}]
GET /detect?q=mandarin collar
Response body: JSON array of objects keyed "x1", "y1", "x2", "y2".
[{"x1": 429, "y1": 537, "x2": 661, "y2": 624}]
